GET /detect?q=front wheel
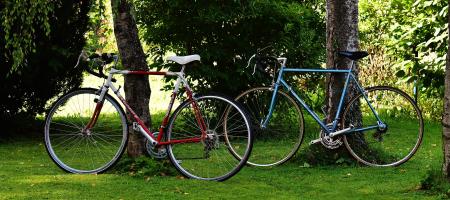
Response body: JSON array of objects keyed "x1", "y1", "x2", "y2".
[
  {"x1": 342, "y1": 86, "x2": 423, "y2": 167},
  {"x1": 44, "y1": 88, "x2": 128, "y2": 174},
  {"x1": 234, "y1": 87, "x2": 304, "y2": 167},
  {"x1": 166, "y1": 94, "x2": 253, "y2": 181}
]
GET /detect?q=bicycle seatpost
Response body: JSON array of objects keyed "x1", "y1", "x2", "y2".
[
  {"x1": 277, "y1": 58, "x2": 287, "y2": 66},
  {"x1": 349, "y1": 60, "x2": 355, "y2": 71}
]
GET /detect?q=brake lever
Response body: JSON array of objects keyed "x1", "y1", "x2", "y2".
[
  {"x1": 245, "y1": 54, "x2": 257, "y2": 75},
  {"x1": 246, "y1": 54, "x2": 256, "y2": 69},
  {"x1": 256, "y1": 45, "x2": 272, "y2": 54},
  {"x1": 74, "y1": 50, "x2": 88, "y2": 69}
]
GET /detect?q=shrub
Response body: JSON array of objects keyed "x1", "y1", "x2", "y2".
[
  {"x1": 136, "y1": 0, "x2": 325, "y2": 96},
  {"x1": 0, "y1": 1, "x2": 91, "y2": 122}
]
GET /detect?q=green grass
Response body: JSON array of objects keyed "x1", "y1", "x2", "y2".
[
  {"x1": 31, "y1": 73, "x2": 445, "y2": 198},
  {"x1": 0, "y1": 117, "x2": 444, "y2": 199}
]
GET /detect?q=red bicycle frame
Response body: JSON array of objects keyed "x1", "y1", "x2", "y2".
[{"x1": 86, "y1": 66, "x2": 207, "y2": 147}]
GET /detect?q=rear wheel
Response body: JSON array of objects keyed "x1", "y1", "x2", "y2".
[
  {"x1": 166, "y1": 94, "x2": 253, "y2": 181},
  {"x1": 342, "y1": 86, "x2": 423, "y2": 166}
]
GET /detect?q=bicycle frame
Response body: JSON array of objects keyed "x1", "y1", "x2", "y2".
[
  {"x1": 88, "y1": 66, "x2": 206, "y2": 147},
  {"x1": 262, "y1": 59, "x2": 384, "y2": 135}
]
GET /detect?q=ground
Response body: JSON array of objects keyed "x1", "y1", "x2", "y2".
[{"x1": 0, "y1": 119, "x2": 442, "y2": 199}]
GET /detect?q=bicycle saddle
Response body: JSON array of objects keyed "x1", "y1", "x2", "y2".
[
  {"x1": 338, "y1": 51, "x2": 369, "y2": 60},
  {"x1": 168, "y1": 54, "x2": 201, "y2": 65}
]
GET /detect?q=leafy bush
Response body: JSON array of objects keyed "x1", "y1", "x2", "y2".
[
  {"x1": 0, "y1": 1, "x2": 90, "y2": 121},
  {"x1": 135, "y1": 0, "x2": 325, "y2": 96},
  {"x1": 359, "y1": 0, "x2": 446, "y2": 120}
]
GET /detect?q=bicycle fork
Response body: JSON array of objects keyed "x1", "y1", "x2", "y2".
[{"x1": 82, "y1": 86, "x2": 109, "y2": 135}]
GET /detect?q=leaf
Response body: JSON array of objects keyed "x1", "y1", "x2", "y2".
[
  {"x1": 335, "y1": 157, "x2": 346, "y2": 164},
  {"x1": 395, "y1": 70, "x2": 406, "y2": 77},
  {"x1": 302, "y1": 162, "x2": 311, "y2": 168}
]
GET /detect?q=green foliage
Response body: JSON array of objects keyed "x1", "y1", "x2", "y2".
[
  {"x1": 135, "y1": 0, "x2": 325, "y2": 96},
  {"x1": 1, "y1": 0, "x2": 54, "y2": 72},
  {"x1": 85, "y1": 0, "x2": 117, "y2": 53},
  {"x1": 0, "y1": 0, "x2": 91, "y2": 120},
  {"x1": 359, "y1": 0, "x2": 447, "y2": 97}
]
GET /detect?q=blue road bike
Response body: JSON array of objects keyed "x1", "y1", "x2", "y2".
[{"x1": 234, "y1": 49, "x2": 423, "y2": 167}]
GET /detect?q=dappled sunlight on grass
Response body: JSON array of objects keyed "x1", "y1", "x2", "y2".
[
  {"x1": 14, "y1": 174, "x2": 107, "y2": 185},
  {"x1": 0, "y1": 118, "x2": 443, "y2": 199},
  {"x1": 0, "y1": 173, "x2": 119, "y2": 199}
]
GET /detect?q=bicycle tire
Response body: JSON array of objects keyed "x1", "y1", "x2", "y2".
[
  {"x1": 234, "y1": 87, "x2": 304, "y2": 167},
  {"x1": 166, "y1": 94, "x2": 253, "y2": 181},
  {"x1": 342, "y1": 86, "x2": 423, "y2": 167},
  {"x1": 44, "y1": 88, "x2": 128, "y2": 174}
]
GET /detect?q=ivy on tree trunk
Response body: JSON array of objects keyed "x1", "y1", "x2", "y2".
[{"x1": 111, "y1": 0, "x2": 151, "y2": 157}]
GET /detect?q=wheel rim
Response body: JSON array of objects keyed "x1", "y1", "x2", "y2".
[
  {"x1": 167, "y1": 95, "x2": 252, "y2": 180},
  {"x1": 235, "y1": 87, "x2": 304, "y2": 167},
  {"x1": 342, "y1": 87, "x2": 423, "y2": 167},
  {"x1": 45, "y1": 90, "x2": 127, "y2": 173}
]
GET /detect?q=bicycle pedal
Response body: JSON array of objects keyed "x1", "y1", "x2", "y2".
[
  {"x1": 309, "y1": 138, "x2": 322, "y2": 145},
  {"x1": 132, "y1": 122, "x2": 140, "y2": 131}
]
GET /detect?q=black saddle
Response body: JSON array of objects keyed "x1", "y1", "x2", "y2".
[{"x1": 338, "y1": 51, "x2": 369, "y2": 60}]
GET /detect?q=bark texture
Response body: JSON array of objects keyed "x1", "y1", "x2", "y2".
[
  {"x1": 111, "y1": 0, "x2": 151, "y2": 157},
  {"x1": 304, "y1": 0, "x2": 361, "y2": 164},
  {"x1": 325, "y1": 0, "x2": 360, "y2": 126},
  {"x1": 442, "y1": 0, "x2": 450, "y2": 179}
]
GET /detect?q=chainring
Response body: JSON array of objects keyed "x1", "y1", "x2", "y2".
[
  {"x1": 319, "y1": 124, "x2": 343, "y2": 149},
  {"x1": 145, "y1": 132, "x2": 167, "y2": 159}
]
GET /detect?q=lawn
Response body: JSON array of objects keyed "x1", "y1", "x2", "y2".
[
  {"x1": 2, "y1": 74, "x2": 445, "y2": 199},
  {"x1": 0, "y1": 117, "x2": 443, "y2": 200}
]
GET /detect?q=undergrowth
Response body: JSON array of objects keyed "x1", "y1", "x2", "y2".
[
  {"x1": 111, "y1": 156, "x2": 179, "y2": 180},
  {"x1": 293, "y1": 145, "x2": 357, "y2": 167},
  {"x1": 419, "y1": 169, "x2": 450, "y2": 199}
]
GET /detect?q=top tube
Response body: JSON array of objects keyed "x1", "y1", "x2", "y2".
[
  {"x1": 282, "y1": 68, "x2": 352, "y2": 73},
  {"x1": 109, "y1": 68, "x2": 179, "y2": 76}
]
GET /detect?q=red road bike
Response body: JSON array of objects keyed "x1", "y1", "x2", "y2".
[{"x1": 44, "y1": 52, "x2": 253, "y2": 181}]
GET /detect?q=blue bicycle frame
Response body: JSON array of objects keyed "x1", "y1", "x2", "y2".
[{"x1": 262, "y1": 60, "x2": 384, "y2": 136}]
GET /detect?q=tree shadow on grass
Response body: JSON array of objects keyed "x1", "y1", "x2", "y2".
[
  {"x1": 110, "y1": 156, "x2": 179, "y2": 179},
  {"x1": 419, "y1": 169, "x2": 450, "y2": 199}
]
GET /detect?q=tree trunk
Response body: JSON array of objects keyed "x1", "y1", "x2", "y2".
[
  {"x1": 304, "y1": 0, "x2": 361, "y2": 165},
  {"x1": 442, "y1": 0, "x2": 450, "y2": 180},
  {"x1": 111, "y1": 0, "x2": 151, "y2": 157},
  {"x1": 325, "y1": 0, "x2": 360, "y2": 125}
]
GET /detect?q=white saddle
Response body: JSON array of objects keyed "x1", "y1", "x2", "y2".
[{"x1": 167, "y1": 54, "x2": 201, "y2": 65}]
